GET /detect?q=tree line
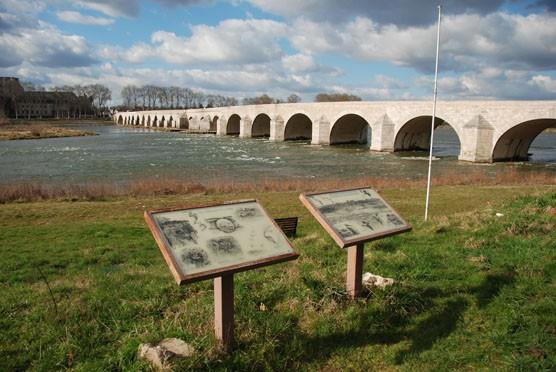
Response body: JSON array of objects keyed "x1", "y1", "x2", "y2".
[
  {"x1": 119, "y1": 85, "x2": 363, "y2": 111},
  {"x1": 119, "y1": 85, "x2": 239, "y2": 110}
]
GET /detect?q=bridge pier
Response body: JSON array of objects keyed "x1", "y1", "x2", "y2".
[
  {"x1": 240, "y1": 116, "x2": 252, "y2": 138},
  {"x1": 216, "y1": 117, "x2": 226, "y2": 135},
  {"x1": 269, "y1": 117, "x2": 285, "y2": 142},
  {"x1": 459, "y1": 115, "x2": 494, "y2": 162},
  {"x1": 311, "y1": 115, "x2": 330, "y2": 145},
  {"x1": 370, "y1": 114, "x2": 395, "y2": 152},
  {"x1": 189, "y1": 116, "x2": 200, "y2": 131}
]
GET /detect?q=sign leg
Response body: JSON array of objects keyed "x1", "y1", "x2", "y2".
[
  {"x1": 346, "y1": 243, "x2": 364, "y2": 299},
  {"x1": 214, "y1": 274, "x2": 234, "y2": 351}
]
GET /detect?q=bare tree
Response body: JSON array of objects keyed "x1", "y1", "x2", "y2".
[
  {"x1": 243, "y1": 94, "x2": 276, "y2": 105},
  {"x1": 85, "y1": 84, "x2": 112, "y2": 117},
  {"x1": 314, "y1": 93, "x2": 362, "y2": 102},
  {"x1": 121, "y1": 86, "x2": 133, "y2": 109},
  {"x1": 287, "y1": 94, "x2": 301, "y2": 103}
]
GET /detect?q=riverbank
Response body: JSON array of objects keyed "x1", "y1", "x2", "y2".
[
  {"x1": 0, "y1": 119, "x2": 101, "y2": 140},
  {"x1": 1, "y1": 185, "x2": 554, "y2": 370},
  {"x1": 1, "y1": 168, "x2": 554, "y2": 203}
]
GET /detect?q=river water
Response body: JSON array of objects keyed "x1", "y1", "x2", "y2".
[{"x1": 0, "y1": 124, "x2": 554, "y2": 185}]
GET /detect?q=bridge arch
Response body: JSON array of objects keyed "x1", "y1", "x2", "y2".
[
  {"x1": 492, "y1": 118, "x2": 556, "y2": 161},
  {"x1": 179, "y1": 115, "x2": 188, "y2": 129},
  {"x1": 252, "y1": 113, "x2": 271, "y2": 138},
  {"x1": 135, "y1": 116, "x2": 140, "y2": 125},
  {"x1": 330, "y1": 113, "x2": 370, "y2": 145},
  {"x1": 117, "y1": 115, "x2": 123, "y2": 125},
  {"x1": 141, "y1": 116, "x2": 145, "y2": 126},
  {"x1": 226, "y1": 114, "x2": 241, "y2": 135},
  {"x1": 153, "y1": 116, "x2": 158, "y2": 127},
  {"x1": 168, "y1": 116, "x2": 174, "y2": 128},
  {"x1": 394, "y1": 116, "x2": 461, "y2": 154},
  {"x1": 285, "y1": 113, "x2": 312, "y2": 141},
  {"x1": 161, "y1": 116, "x2": 166, "y2": 128},
  {"x1": 147, "y1": 116, "x2": 151, "y2": 126}
]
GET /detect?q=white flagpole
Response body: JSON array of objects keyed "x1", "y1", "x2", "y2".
[{"x1": 424, "y1": 4, "x2": 442, "y2": 221}]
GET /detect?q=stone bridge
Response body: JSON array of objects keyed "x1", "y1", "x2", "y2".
[{"x1": 115, "y1": 101, "x2": 556, "y2": 162}]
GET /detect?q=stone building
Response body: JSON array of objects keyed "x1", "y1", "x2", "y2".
[{"x1": 0, "y1": 77, "x2": 92, "y2": 119}]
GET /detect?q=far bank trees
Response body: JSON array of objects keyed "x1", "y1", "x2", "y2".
[
  {"x1": 315, "y1": 93, "x2": 362, "y2": 102},
  {"x1": 120, "y1": 85, "x2": 238, "y2": 110}
]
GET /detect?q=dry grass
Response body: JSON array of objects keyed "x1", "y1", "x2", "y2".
[
  {"x1": 0, "y1": 122, "x2": 95, "y2": 140},
  {"x1": 0, "y1": 168, "x2": 554, "y2": 204}
]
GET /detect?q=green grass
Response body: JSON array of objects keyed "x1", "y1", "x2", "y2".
[{"x1": 1, "y1": 185, "x2": 555, "y2": 371}]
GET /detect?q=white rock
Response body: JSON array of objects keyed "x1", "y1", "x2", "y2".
[
  {"x1": 138, "y1": 338, "x2": 194, "y2": 371},
  {"x1": 495, "y1": 213, "x2": 504, "y2": 217},
  {"x1": 362, "y1": 272, "x2": 395, "y2": 289}
]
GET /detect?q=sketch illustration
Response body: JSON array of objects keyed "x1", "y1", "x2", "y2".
[
  {"x1": 206, "y1": 216, "x2": 240, "y2": 233},
  {"x1": 304, "y1": 187, "x2": 410, "y2": 244},
  {"x1": 208, "y1": 236, "x2": 242, "y2": 256},
  {"x1": 236, "y1": 207, "x2": 260, "y2": 218},
  {"x1": 337, "y1": 224, "x2": 359, "y2": 238},
  {"x1": 158, "y1": 218, "x2": 198, "y2": 246},
  {"x1": 149, "y1": 200, "x2": 297, "y2": 279},
  {"x1": 263, "y1": 226, "x2": 278, "y2": 244},
  {"x1": 182, "y1": 248, "x2": 210, "y2": 268},
  {"x1": 386, "y1": 213, "x2": 404, "y2": 226}
]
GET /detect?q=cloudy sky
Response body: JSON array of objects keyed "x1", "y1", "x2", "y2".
[{"x1": 0, "y1": 0, "x2": 555, "y2": 103}]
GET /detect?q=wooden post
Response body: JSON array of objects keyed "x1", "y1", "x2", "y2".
[
  {"x1": 346, "y1": 243, "x2": 364, "y2": 299},
  {"x1": 214, "y1": 274, "x2": 234, "y2": 351}
]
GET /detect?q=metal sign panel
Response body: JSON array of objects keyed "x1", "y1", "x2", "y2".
[
  {"x1": 145, "y1": 200, "x2": 298, "y2": 284},
  {"x1": 300, "y1": 187, "x2": 411, "y2": 248}
]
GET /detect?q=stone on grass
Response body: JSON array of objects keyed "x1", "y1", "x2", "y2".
[
  {"x1": 138, "y1": 338, "x2": 194, "y2": 370},
  {"x1": 362, "y1": 272, "x2": 395, "y2": 289}
]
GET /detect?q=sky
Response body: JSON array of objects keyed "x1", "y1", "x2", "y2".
[{"x1": 0, "y1": 0, "x2": 555, "y2": 104}]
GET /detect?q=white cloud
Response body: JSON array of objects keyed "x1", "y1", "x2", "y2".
[
  {"x1": 416, "y1": 68, "x2": 556, "y2": 99},
  {"x1": 74, "y1": 0, "x2": 212, "y2": 18},
  {"x1": 120, "y1": 18, "x2": 289, "y2": 65},
  {"x1": 75, "y1": 0, "x2": 139, "y2": 18},
  {"x1": 373, "y1": 75, "x2": 408, "y2": 89},
  {"x1": 0, "y1": 21, "x2": 96, "y2": 68},
  {"x1": 57, "y1": 10, "x2": 114, "y2": 26},
  {"x1": 529, "y1": 75, "x2": 556, "y2": 93},
  {"x1": 282, "y1": 54, "x2": 316, "y2": 73},
  {"x1": 290, "y1": 12, "x2": 556, "y2": 74},
  {"x1": 0, "y1": 0, "x2": 45, "y2": 16},
  {"x1": 246, "y1": 0, "x2": 506, "y2": 26}
]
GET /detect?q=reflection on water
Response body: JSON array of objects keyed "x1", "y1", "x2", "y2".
[{"x1": 0, "y1": 124, "x2": 554, "y2": 185}]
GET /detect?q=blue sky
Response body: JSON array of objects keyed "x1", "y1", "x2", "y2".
[{"x1": 0, "y1": 0, "x2": 555, "y2": 103}]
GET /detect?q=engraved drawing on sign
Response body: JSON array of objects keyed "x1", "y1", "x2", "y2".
[
  {"x1": 182, "y1": 248, "x2": 210, "y2": 268},
  {"x1": 360, "y1": 220, "x2": 375, "y2": 231},
  {"x1": 188, "y1": 211, "x2": 199, "y2": 224},
  {"x1": 319, "y1": 198, "x2": 386, "y2": 214},
  {"x1": 338, "y1": 223, "x2": 359, "y2": 238},
  {"x1": 386, "y1": 214, "x2": 404, "y2": 226},
  {"x1": 206, "y1": 216, "x2": 240, "y2": 233},
  {"x1": 236, "y1": 207, "x2": 260, "y2": 218},
  {"x1": 263, "y1": 226, "x2": 278, "y2": 244},
  {"x1": 158, "y1": 218, "x2": 198, "y2": 246},
  {"x1": 208, "y1": 236, "x2": 243, "y2": 256}
]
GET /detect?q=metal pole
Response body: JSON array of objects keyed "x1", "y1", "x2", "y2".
[{"x1": 425, "y1": 5, "x2": 442, "y2": 221}]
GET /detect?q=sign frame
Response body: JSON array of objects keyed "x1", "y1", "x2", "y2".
[
  {"x1": 299, "y1": 187, "x2": 412, "y2": 248},
  {"x1": 144, "y1": 199, "x2": 299, "y2": 285}
]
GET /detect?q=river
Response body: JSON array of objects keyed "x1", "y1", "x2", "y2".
[{"x1": 0, "y1": 124, "x2": 554, "y2": 185}]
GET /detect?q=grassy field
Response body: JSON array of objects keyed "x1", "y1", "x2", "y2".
[{"x1": 1, "y1": 185, "x2": 555, "y2": 371}]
